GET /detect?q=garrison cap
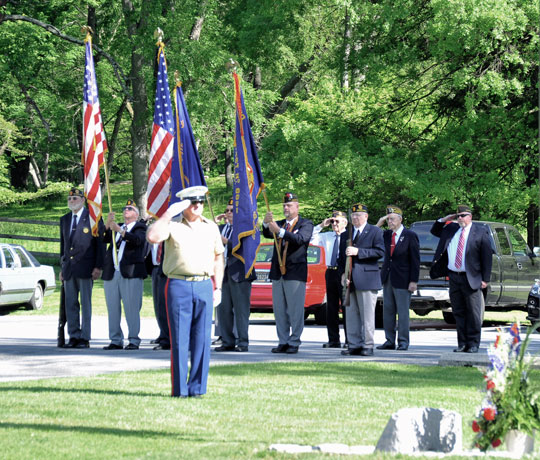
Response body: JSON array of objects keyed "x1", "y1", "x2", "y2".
[
  {"x1": 68, "y1": 188, "x2": 84, "y2": 198},
  {"x1": 124, "y1": 199, "x2": 139, "y2": 215},
  {"x1": 456, "y1": 204, "x2": 472, "y2": 214},
  {"x1": 386, "y1": 205, "x2": 402, "y2": 216},
  {"x1": 283, "y1": 192, "x2": 298, "y2": 203},
  {"x1": 332, "y1": 211, "x2": 347, "y2": 219},
  {"x1": 176, "y1": 185, "x2": 208, "y2": 201},
  {"x1": 351, "y1": 203, "x2": 368, "y2": 213}
]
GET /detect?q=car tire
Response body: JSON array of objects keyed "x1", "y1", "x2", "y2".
[
  {"x1": 442, "y1": 310, "x2": 456, "y2": 324},
  {"x1": 27, "y1": 283, "x2": 44, "y2": 310},
  {"x1": 314, "y1": 304, "x2": 327, "y2": 325}
]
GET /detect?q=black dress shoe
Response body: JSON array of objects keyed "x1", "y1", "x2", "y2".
[
  {"x1": 341, "y1": 348, "x2": 362, "y2": 356},
  {"x1": 285, "y1": 346, "x2": 299, "y2": 354},
  {"x1": 75, "y1": 340, "x2": 90, "y2": 348},
  {"x1": 322, "y1": 342, "x2": 341, "y2": 348},
  {"x1": 103, "y1": 343, "x2": 123, "y2": 350},
  {"x1": 453, "y1": 346, "x2": 467, "y2": 353},
  {"x1": 124, "y1": 343, "x2": 139, "y2": 350},
  {"x1": 235, "y1": 346, "x2": 248, "y2": 352},
  {"x1": 396, "y1": 345, "x2": 408, "y2": 351},
  {"x1": 466, "y1": 346, "x2": 479, "y2": 353},
  {"x1": 63, "y1": 339, "x2": 78, "y2": 348},
  {"x1": 271, "y1": 344, "x2": 289, "y2": 353},
  {"x1": 150, "y1": 338, "x2": 160, "y2": 344},
  {"x1": 153, "y1": 344, "x2": 170, "y2": 350},
  {"x1": 214, "y1": 345, "x2": 235, "y2": 352},
  {"x1": 360, "y1": 347, "x2": 374, "y2": 356},
  {"x1": 376, "y1": 342, "x2": 395, "y2": 350}
]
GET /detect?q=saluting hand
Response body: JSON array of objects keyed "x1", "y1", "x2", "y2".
[
  {"x1": 441, "y1": 214, "x2": 457, "y2": 222},
  {"x1": 165, "y1": 199, "x2": 191, "y2": 219}
]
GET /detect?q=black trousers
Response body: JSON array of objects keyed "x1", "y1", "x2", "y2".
[
  {"x1": 449, "y1": 271, "x2": 484, "y2": 348},
  {"x1": 325, "y1": 268, "x2": 346, "y2": 344}
]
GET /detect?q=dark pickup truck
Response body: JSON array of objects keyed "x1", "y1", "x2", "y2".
[{"x1": 408, "y1": 220, "x2": 538, "y2": 324}]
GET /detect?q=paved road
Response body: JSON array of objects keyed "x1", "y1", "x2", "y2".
[{"x1": 1, "y1": 315, "x2": 538, "y2": 382}]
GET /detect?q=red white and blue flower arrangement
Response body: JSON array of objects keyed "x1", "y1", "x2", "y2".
[{"x1": 471, "y1": 322, "x2": 540, "y2": 451}]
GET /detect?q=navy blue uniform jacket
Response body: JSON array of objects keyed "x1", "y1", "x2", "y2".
[
  {"x1": 102, "y1": 221, "x2": 148, "y2": 280},
  {"x1": 339, "y1": 223, "x2": 384, "y2": 291},
  {"x1": 60, "y1": 208, "x2": 105, "y2": 280},
  {"x1": 262, "y1": 217, "x2": 314, "y2": 282},
  {"x1": 430, "y1": 221, "x2": 493, "y2": 290},
  {"x1": 380, "y1": 227, "x2": 420, "y2": 289}
]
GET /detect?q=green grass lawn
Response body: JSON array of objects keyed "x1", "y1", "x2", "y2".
[{"x1": 0, "y1": 362, "x2": 510, "y2": 460}]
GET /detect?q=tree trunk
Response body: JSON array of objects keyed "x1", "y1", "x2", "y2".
[
  {"x1": 253, "y1": 66, "x2": 262, "y2": 89},
  {"x1": 342, "y1": 7, "x2": 351, "y2": 90}
]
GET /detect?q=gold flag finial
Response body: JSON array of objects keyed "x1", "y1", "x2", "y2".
[
  {"x1": 225, "y1": 59, "x2": 239, "y2": 72},
  {"x1": 81, "y1": 26, "x2": 94, "y2": 41},
  {"x1": 154, "y1": 27, "x2": 164, "y2": 43}
]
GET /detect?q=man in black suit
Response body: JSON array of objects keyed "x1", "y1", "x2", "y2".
[
  {"x1": 59, "y1": 188, "x2": 104, "y2": 348},
  {"x1": 339, "y1": 203, "x2": 384, "y2": 356},
  {"x1": 262, "y1": 193, "x2": 314, "y2": 354},
  {"x1": 215, "y1": 206, "x2": 256, "y2": 353},
  {"x1": 376, "y1": 205, "x2": 420, "y2": 351},
  {"x1": 102, "y1": 199, "x2": 148, "y2": 350},
  {"x1": 430, "y1": 204, "x2": 493, "y2": 353}
]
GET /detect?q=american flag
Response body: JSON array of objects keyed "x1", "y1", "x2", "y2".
[
  {"x1": 146, "y1": 43, "x2": 174, "y2": 218},
  {"x1": 82, "y1": 35, "x2": 106, "y2": 237}
]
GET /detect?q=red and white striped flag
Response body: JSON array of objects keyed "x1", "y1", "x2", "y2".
[
  {"x1": 82, "y1": 34, "x2": 106, "y2": 236},
  {"x1": 146, "y1": 42, "x2": 174, "y2": 218}
]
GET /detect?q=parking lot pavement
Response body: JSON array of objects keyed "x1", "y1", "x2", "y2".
[{"x1": 1, "y1": 316, "x2": 538, "y2": 382}]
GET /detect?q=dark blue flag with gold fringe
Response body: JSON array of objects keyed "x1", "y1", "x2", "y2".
[
  {"x1": 169, "y1": 82, "x2": 206, "y2": 205},
  {"x1": 231, "y1": 73, "x2": 264, "y2": 277}
]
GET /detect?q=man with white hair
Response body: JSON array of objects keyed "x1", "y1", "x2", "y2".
[
  {"x1": 147, "y1": 186, "x2": 224, "y2": 398},
  {"x1": 376, "y1": 205, "x2": 420, "y2": 351},
  {"x1": 102, "y1": 199, "x2": 148, "y2": 350}
]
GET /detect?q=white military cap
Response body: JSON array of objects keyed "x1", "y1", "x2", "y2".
[{"x1": 176, "y1": 185, "x2": 208, "y2": 201}]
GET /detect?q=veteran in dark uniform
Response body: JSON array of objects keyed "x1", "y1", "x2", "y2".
[
  {"x1": 339, "y1": 203, "x2": 384, "y2": 356},
  {"x1": 102, "y1": 199, "x2": 148, "y2": 350},
  {"x1": 376, "y1": 205, "x2": 420, "y2": 351},
  {"x1": 430, "y1": 204, "x2": 493, "y2": 353},
  {"x1": 215, "y1": 202, "x2": 256, "y2": 353},
  {"x1": 147, "y1": 186, "x2": 224, "y2": 397},
  {"x1": 59, "y1": 187, "x2": 104, "y2": 348},
  {"x1": 262, "y1": 193, "x2": 314, "y2": 354},
  {"x1": 310, "y1": 211, "x2": 348, "y2": 348}
]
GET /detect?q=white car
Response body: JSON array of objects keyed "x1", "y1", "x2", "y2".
[{"x1": 0, "y1": 243, "x2": 56, "y2": 310}]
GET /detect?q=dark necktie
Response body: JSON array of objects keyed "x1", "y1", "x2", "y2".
[
  {"x1": 225, "y1": 224, "x2": 232, "y2": 239},
  {"x1": 69, "y1": 215, "x2": 78, "y2": 243},
  {"x1": 156, "y1": 242, "x2": 163, "y2": 264},
  {"x1": 390, "y1": 232, "x2": 396, "y2": 256},
  {"x1": 330, "y1": 233, "x2": 339, "y2": 266}
]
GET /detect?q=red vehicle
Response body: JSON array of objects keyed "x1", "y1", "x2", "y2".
[{"x1": 251, "y1": 243, "x2": 328, "y2": 323}]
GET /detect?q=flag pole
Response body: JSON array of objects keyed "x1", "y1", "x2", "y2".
[
  {"x1": 83, "y1": 27, "x2": 118, "y2": 266},
  {"x1": 262, "y1": 187, "x2": 284, "y2": 272}
]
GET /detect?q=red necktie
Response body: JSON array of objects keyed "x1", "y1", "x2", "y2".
[
  {"x1": 390, "y1": 232, "x2": 396, "y2": 256},
  {"x1": 455, "y1": 230, "x2": 465, "y2": 269},
  {"x1": 156, "y1": 243, "x2": 163, "y2": 264}
]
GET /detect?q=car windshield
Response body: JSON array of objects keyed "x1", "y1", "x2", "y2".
[{"x1": 410, "y1": 222, "x2": 439, "y2": 252}]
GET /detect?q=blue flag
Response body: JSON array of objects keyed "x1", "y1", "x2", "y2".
[
  {"x1": 231, "y1": 73, "x2": 264, "y2": 277},
  {"x1": 169, "y1": 83, "x2": 206, "y2": 205}
]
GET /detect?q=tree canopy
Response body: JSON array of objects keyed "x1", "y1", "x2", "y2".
[{"x1": 0, "y1": 0, "x2": 538, "y2": 245}]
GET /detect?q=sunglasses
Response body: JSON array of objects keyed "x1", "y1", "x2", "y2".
[
  {"x1": 456, "y1": 213, "x2": 470, "y2": 218},
  {"x1": 123, "y1": 206, "x2": 136, "y2": 212},
  {"x1": 68, "y1": 196, "x2": 81, "y2": 201},
  {"x1": 225, "y1": 209, "x2": 233, "y2": 213},
  {"x1": 190, "y1": 200, "x2": 204, "y2": 205}
]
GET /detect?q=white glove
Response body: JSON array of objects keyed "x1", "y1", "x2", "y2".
[
  {"x1": 213, "y1": 288, "x2": 222, "y2": 306},
  {"x1": 167, "y1": 199, "x2": 191, "y2": 218}
]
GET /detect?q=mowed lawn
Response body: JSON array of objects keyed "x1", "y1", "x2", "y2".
[{"x1": 0, "y1": 361, "x2": 515, "y2": 460}]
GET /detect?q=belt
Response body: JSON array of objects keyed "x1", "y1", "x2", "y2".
[
  {"x1": 449, "y1": 270, "x2": 467, "y2": 276},
  {"x1": 326, "y1": 266, "x2": 339, "y2": 270},
  {"x1": 175, "y1": 275, "x2": 210, "y2": 281}
]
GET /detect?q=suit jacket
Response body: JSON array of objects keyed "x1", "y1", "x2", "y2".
[
  {"x1": 430, "y1": 220, "x2": 493, "y2": 290},
  {"x1": 102, "y1": 220, "x2": 148, "y2": 280},
  {"x1": 60, "y1": 208, "x2": 105, "y2": 280},
  {"x1": 262, "y1": 216, "x2": 314, "y2": 282},
  {"x1": 338, "y1": 223, "x2": 384, "y2": 291},
  {"x1": 380, "y1": 227, "x2": 420, "y2": 289},
  {"x1": 224, "y1": 240, "x2": 257, "y2": 283}
]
